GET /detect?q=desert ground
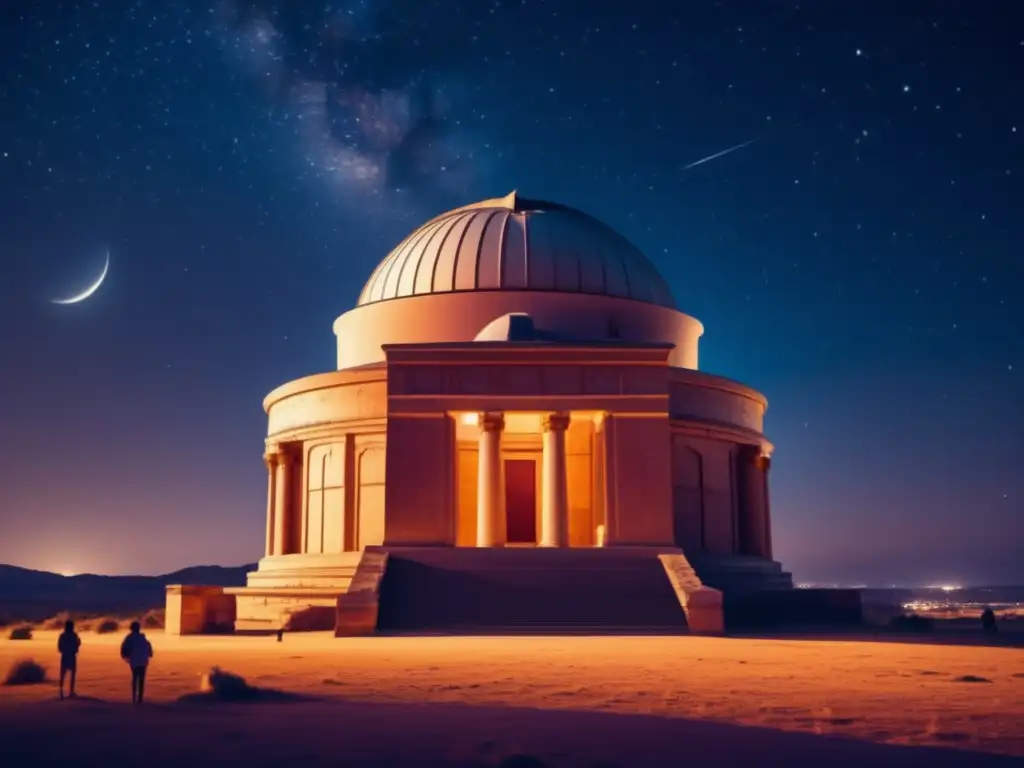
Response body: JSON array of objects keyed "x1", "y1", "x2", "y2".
[{"x1": 1, "y1": 630, "x2": 1022, "y2": 767}]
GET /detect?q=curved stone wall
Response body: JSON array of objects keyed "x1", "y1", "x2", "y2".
[
  {"x1": 669, "y1": 368, "x2": 767, "y2": 435},
  {"x1": 333, "y1": 291, "x2": 703, "y2": 370},
  {"x1": 265, "y1": 367, "x2": 387, "y2": 438}
]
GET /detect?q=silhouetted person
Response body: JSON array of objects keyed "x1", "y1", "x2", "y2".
[
  {"x1": 120, "y1": 620, "x2": 154, "y2": 704},
  {"x1": 981, "y1": 607, "x2": 998, "y2": 634},
  {"x1": 276, "y1": 628, "x2": 284, "y2": 642},
  {"x1": 57, "y1": 619, "x2": 81, "y2": 700}
]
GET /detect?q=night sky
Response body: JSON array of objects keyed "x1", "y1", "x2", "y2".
[{"x1": 1, "y1": 1, "x2": 1021, "y2": 585}]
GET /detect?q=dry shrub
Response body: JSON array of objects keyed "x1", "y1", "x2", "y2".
[
  {"x1": 44, "y1": 612, "x2": 72, "y2": 630},
  {"x1": 179, "y1": 667, "x2": 305, "y2": 704},
  {"x1": 2, "y1": 659, "x2": 46, "y2": 686},
  {"x1": 8, "y1": 625, "x2": 33, "y2": 640},
  {"x1": 200, "y1": 667, "x2": 259, "y2": 700},
  {"x1": 142, "y1": 610, "x2": 164, "y2": 629},
  {"x1": 953, "y1": 674, "x2": 993, "y2": 684},
  {"x1": 95, "y1": 618, "x2": 119, "y2": 634}
]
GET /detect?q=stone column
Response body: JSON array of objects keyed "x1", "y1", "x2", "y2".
[
  {"x1": 476, "y1": 413, "x2": 505, "y2": 547},
  {"x1": 739, "y1": 446, "x2": 770, "y2": 558},
  {"x1": 263, "y1": 449, "x2": 278, "y2": 557},
  {"x1": 540, "y1": 413, "x2": 571, "y2": 547},
  {"x1": 759, "y1": 454, "x2": 773, "y2": 559},
  {"x1": 272, "y1": 445, "x2": 293, "y2": 556},
  {"x1": 592, "y1": 413, "x2": 607, "y2": 547}
]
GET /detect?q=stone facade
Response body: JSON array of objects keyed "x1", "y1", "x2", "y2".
[{"x1": 165, "y1": 193, "x2": 793, "y2": 637}]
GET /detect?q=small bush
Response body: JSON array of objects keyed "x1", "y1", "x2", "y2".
[
  {"x1": 8, "y1": 625, "x2": 33, "y2": 640},
  {"x1": 2, "y1": 659, "x2": 46, "y2": 686},
  {"x1": 142, "y1": 610, "x2": 165, "y2": 629},
  {"x1": 953, "y1": 674, "x2": 993, "y2": 684},
  {"x1": 180, "y1": 667, "x2": 305, "y2": 704},
  {"x1": 44, "y1": 612, "x2": 72, "y2": 630},
  {"x1": 200, "y1": 667, "x2": 258, "y2": 700},
  {"x1": 95, "y1": 619, "x2": 120, "y2": 634}
]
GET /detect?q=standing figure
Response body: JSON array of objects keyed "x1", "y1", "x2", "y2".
[
  {"x1": 119, "y1": 620, "x2": 154, "y2": 704},
  {"x1": 981, "y1": 607, "x2": 998, "y2": 634},
  {"x1": 57, "y1": 619, "x2": 81, "y2": 700}
]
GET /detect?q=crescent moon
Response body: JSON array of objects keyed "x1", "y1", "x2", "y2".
[{"x1": 51, "y1": 250, "x2": 110, "y2": 305}]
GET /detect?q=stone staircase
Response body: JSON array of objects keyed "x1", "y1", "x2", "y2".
[
  {"x1": 689, "y1": 555, "x2": 794, "y2": 594},
  {"x1": 375, "y1": 547, "x2": 703, "y2": 634},
  {"x1": 229, "y1": 552, "x2": 367, "y2": 632}
]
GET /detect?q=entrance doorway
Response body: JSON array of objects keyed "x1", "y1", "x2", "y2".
[{"x1": 504, "y1": 459, "x2": 537, "y2": 543}]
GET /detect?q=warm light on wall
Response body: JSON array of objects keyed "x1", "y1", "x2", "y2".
[
  {"x1": 460, "y1": 412, "x2": 479, "y2": 426},
  {"x1": 504, "y1": 413, "x2": 542, "y2": 433}
]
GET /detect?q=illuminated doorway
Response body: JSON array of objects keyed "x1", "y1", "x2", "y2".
[{"x1": 504, "y1": 458, "x2": 537, "y2": 544}]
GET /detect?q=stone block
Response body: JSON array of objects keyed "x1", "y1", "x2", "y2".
[
  {"x1": 658, "y1": 553, "x2": 724, "y2": 635},
  {"x1": 682, "y1": 587, "x2": 725, "y2": 635},
  {"x1": 335, "y1": 548, "x2": 389, "y2": 637},
  {"x1": 725, "y1": 588, "x2": 863, "y2": 630},
  {"x1": 335, "y1": 599, "x2": 379, "y2": 636},
  {"x1": 165, "y1": 585, "x2": 237, "y2": 635}
]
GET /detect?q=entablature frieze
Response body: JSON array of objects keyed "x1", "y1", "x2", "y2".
[
  {"x1": 387, "y1": 359, "x2": 671, "y2": 401},
  {"x1": 389, "y1": 395, "x2": 668, "y2": 417},
  {"x1": 267, "y1": 417, "x2": 388, "y2": 442}
]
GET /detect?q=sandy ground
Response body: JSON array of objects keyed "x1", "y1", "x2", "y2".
[{"x1": 1, "y1": 630, "x2": 1022, "y2": 767}]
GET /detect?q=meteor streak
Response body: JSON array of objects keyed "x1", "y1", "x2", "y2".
[{"x1": 682, "y1": 138, "x2": 757, "y2": 170}]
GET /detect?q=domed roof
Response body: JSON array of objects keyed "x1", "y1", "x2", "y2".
[{"x1": 357, "y1": 192, "x2": 675, "y2": 308}]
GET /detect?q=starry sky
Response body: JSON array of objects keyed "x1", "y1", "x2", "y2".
[{"x1": 0, "y1": 0, "x2": 1021, "y2": 585}]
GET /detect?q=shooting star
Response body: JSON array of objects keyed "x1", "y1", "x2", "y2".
[{"x1": 682, "y1": 138, "x2": 758, "y2": 170}]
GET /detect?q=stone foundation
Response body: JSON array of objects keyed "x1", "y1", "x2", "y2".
[
  {"x1": 375, "y1": 546, "x2": 699, "y2": 633},
  {"x1": 724, "y1": 588, "x2": 863, "y2": 630},
  {"x1": 165, "y1": 585, "x2": 237, "y2": 635}
]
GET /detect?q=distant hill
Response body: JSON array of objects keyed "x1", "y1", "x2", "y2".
[{"x1": 0, "y1": 563, "x2": 255, "y2": 624}]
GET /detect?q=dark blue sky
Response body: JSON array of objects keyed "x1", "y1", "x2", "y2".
[{"x1": 0, "y1": 0, "x2": 1020, "y2": 584}]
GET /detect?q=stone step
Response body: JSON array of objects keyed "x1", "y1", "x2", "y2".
[
  {"x1": 379, "y1": 624, "x2": 689, "y2": 636},
  {"x1": 377, "y1": 551, "x2": 690, "y2": 632},
  {"x1": 227, "y1": 586, "x2": 351, "y2": 597},
  {"x1": 234, "y1": 618, "x2": 278, "y2": 632},
  {"x1": 386, "y1": 547, "x2": 678, "y2": 561},
  {"x1": 381, "y1": 550, "x2": 683, "y2": 572},
  {"x1": 690, "y1": 556, "x2": 794, "y2": 594},
  {"x1": 691, "y1": 557, "x2": 787, "y2": 573}
]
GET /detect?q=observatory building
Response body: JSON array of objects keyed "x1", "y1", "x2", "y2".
[{"x1": 167, "y1": 192, "x2": 793, "y2": 636}]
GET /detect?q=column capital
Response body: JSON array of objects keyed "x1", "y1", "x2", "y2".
[
  {"x1": 265, "y1": 443, "x2": 294, "y2": 467},
  {"x1": 740, "y1": 444, "x2": 772, "y2": 468},
  {"x1": 263, "y1": 446, "x2": 280, "y2": 469},
  {"x1": 541, "y1": 412, "x2": 571, "y2": 432},
  {"x1": 479, "y1": 412, "x2": 505, "y2": 432}
]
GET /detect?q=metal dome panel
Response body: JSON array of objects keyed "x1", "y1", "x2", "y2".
[{"x1": 357, "y1": 192, "x2": 676, "y2": 309}]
